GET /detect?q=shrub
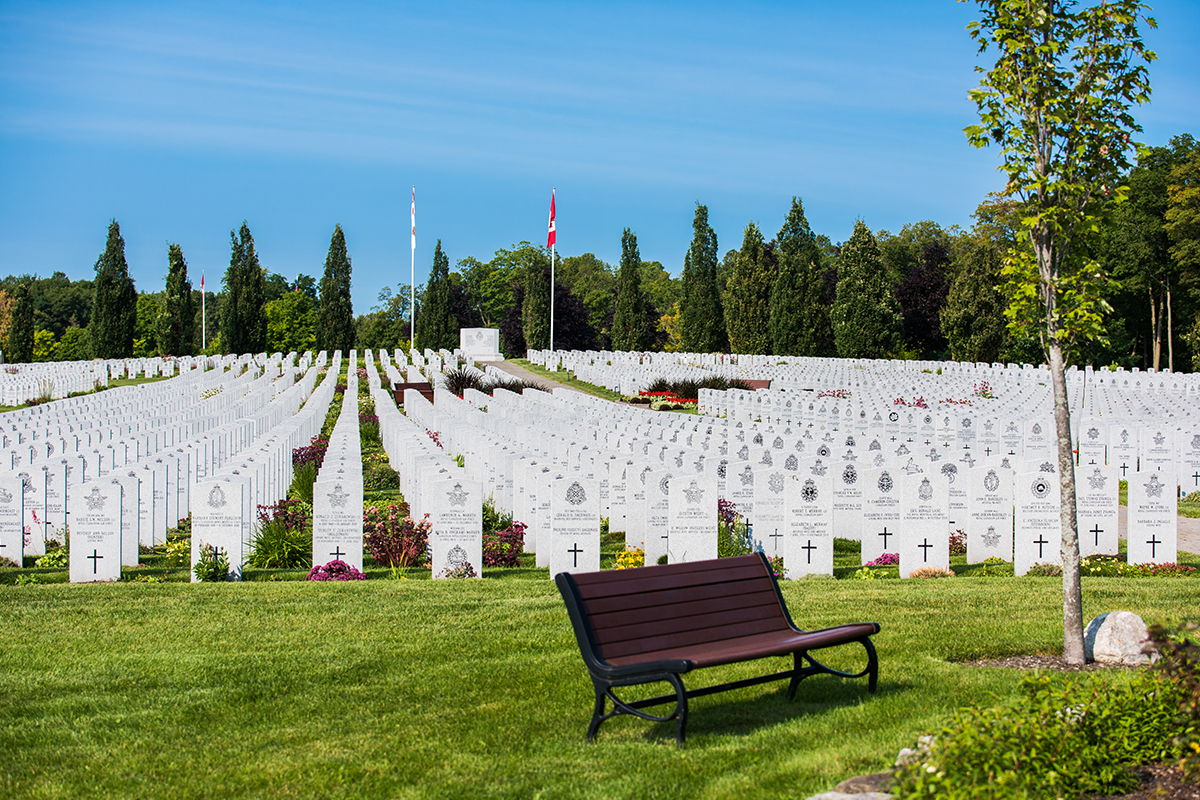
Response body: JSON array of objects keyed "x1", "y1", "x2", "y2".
[
  {"x1": 1025, "y1": 562, "x2": 1063, "y2": 577},
  {"x1": 866, "y1": 552, "x2": 899, "y2": 567},
  {"x1": 292, "y1": 462, "x2": 318, "y2": 505},
  {"x1": 363, "y1": 507, "x2": 430, "y2": 568},
  {"x1": 247, "y1": 519, "x2": 312, "y2": 569},
  {"x1": 767, "y1": 554, "x2": 786, "y2": 578},
  {"x1": 360, "y1": 421, "x2": 381, "y2": 449},
  {"x1": 854, "y1": 566, "x2": 895, "y2": 580},
  {"x1": 193, "y1": 543, "x2": 230, "y2": 582},
  {"x1": 948, "y1": 529, "x2": 966, "y2": 554},
  {"x1": 1138, "y1": 562, "x2": 1197, "y2": 578},
  {"x1": 909, "y1": 566, "x2": 954, "y2": 579},
  {"x1": 0, "y1": 555, "x2": 19, "y2": 569},
  {"x1": 292, "y1": 436, "x2": 328, "y2": 469},
  {"x1": 164, "y1": 537, "x2": 191, "y2": 568},
  {"x1": 483, "y1": 498, "x2": 513, "y2": 535},
  {"x1": 1146, "y1": 621, "x2": 1200, "y2": 780},
  {"x1": 890, "y1": 671, "x2": 1185, "y2": 798},
  {"x1": 307, "y1": 559, "x2": 366, "y2": 581},
  {"x1": 486, "y1": 375, "x2": 547, "y2": 394},
  {"x1": 483, "y1": 521, "x2": 526, "y2": 567},
  {"x1": 717, "y1": 502, "x2": 753, "y2": 558},
  {"x1": 442, "y1": 367, "x2": 488, "y2": 397},
  {"x1": 35, "y1": 549, "x2": 68, "y2": 568}
]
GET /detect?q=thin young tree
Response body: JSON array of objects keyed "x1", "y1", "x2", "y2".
[
  {"x1": 611, "y1": 228, "x2": 649, "y2": 351},
  {"x1": 157, "y1": 243, "x2": 195, "y2": 356},
  {"x1": 964, "y1": 0, "x2": 1156, "y2": 663},
  {"x1": 317, "y1": 224, "x2": 356, "y2": 354},
  {"x1": 91, "y1": 220, "x2": 138, "y2": 358}
]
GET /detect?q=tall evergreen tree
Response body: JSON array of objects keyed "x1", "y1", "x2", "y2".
[
  {"x1": 724, "y1": 222, "x2": 774, "y2": 354},
  {"x1": 91, "y1": 219, "x2": 137, "y2": 358},
  {"x1": 770, "y1": 197, "x2": 826, "y2": 355},
  {"x1": 522, "y1": 261, "x2": 551, "y2": 352},
  {"x1": 680, "y1": 204, "x2": 726, "y2": 352},
  {"x1": 221, "y1": 222, "x2": 266, "y2": 355},
  {"x1": 317, "y1": 224, "x2": 355, "y2": 354},
  {"x1": 414, "y1": 239, "x2": 456, "y2": 352},
  {"x1": 940, "y1": 240, "x2": 1007, "y2": 363},
  {"x1": 157, "y1": 243, "x2": 195, "y2": 356},
  {"x1": 830, "y1": 221, "x2": 903, "y2": 358},
  {"x1": 611, "y1": 228, "x2": 649, "y2": 351},
  {"x1": 7, "y1": 282, "x2": 33, "y2": 364}
]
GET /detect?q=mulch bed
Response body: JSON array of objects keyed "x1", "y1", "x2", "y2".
[
  {"x1": 1084, "y1": 764, "x2": 1200, "y2": 800},
  {"x1": 960, "y1": 654, "x2": 1143, "y2": 671}
]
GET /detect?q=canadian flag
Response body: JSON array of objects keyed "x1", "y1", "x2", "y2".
[
  {"x1": 200, "y1": 272, "x2": 204, "y2": 292},
  {"x1": 411, "y1": 187, "x2": 416, "y2": 251},
  {"x1": 547, "y1": 189, "x2": 556, "y2": 248}
]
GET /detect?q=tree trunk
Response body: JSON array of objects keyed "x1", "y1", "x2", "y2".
[
  {"x1": 1150, "y1": 288, "x2": 1162, "y2": 372},
  {"x1": 1048, "y1": 338, "x2": 1085, "y2": 664},
  {"x1": 1167, "y1": 281, "x2": 1174, "y2": 372}
]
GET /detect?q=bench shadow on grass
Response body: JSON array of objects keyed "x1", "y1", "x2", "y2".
[{"x1": 596, "y1": 663, "x2": 909, "y2": 744}]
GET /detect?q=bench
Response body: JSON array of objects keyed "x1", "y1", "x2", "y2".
[{"x1": 555, "y1": 552, "x2": 881, "y2": 743}]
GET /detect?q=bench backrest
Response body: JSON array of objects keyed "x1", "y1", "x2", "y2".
[{"x1": 557, "y1": 554, "x2": 797, "y2": 665}]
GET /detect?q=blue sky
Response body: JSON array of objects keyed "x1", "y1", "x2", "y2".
[{"x1": 1, "y1": 0, "x2": 1196, "y2": 314}]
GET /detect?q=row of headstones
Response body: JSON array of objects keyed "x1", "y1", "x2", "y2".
[
  {"x1": 432, "y1": 386, "x2": 1180, "y2": 577},
  {"x1": 310, "y1": 353, "x2": 365, "y2": 571}
]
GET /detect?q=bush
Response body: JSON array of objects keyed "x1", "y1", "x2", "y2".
[
  {"x1": 717, "y1": 501, "x2": 753, "y2": 558},
  {"x1": 247, "y1": 519, "x2": 312, "y2": 569},
  {"x1": 292, "y1": 436, "x2": 328, "y2": 470},
  {"x1": 949, "y1": 529, "x2": 966, "y2": 554},
  {"x1": 0, "y1": 555, "x2": 19, "y2": 569},
  {"x1": 866, "y1": 552, "x2": 899, "y2": 567},
  {"x1": 363, "y1": 507, "x2": 430, "y2": 568},
  {"x1": 292, "y1": 462, "x2": 318, "y2": 505},
  {"x1": 483, "y1": 521, "x2": 526, "y2": 567},
  {"x1": 34, "y1": 549, "x2": 68, "y2": 569},
  {"x1": 909, "y1": 566, "x2": 954, "y2": 579},
  {"x1": 306, "y1": 559, "x2": 366, "y2": 581},
  {"x1": 164, "y1": 537, "x2": 191, "y2": 568},
  {"x1": 1146, "y1": 621, "x2": 1200, "y2": 779},
  {"x1": 891, "y1": 671, "x2": 1186, "y2": 799},
  {"x1": 193, "y1": 543, "x2": 230, "y2": 582},
  {"x1": 442, "y1": 366, "x2": 488, "y2": 397},
  {"x1": 1025, "y1": 562, "x2": 1063, "y2": 577}
]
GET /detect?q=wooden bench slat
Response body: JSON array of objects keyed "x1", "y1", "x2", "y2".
[
  {"x1": 599, "y1": 616, "x2": 788, "y2": 660},
  {"x1": 590, "y1": 598, "x2": 788, "y2": 648},
  {"x1": 580, "y1": 575, "x2": 774, "y2": 616},
  {"x1": 585, "y1": 587, "x2": 782, "y2": 634},
  {"x1": 573, "y1": 561, "x2": 768, "y2": 600}
]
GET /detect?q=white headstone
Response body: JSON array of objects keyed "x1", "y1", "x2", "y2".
[
  {"x1": 191, "y1": 480, "x2": 246, "y2": 581},
  {"x1": 313, "y1": 480, "x2": 365, "y2": 572},
  {"x1": 1126, "y1": 470, "x2": 1177, "y2": 565},
  {"x1": 1074, "y1": 464, "x2": 1119, "y2": 557},
  {"x1": 550, "y1": 476, "x2": 600, "y2": 575},
  {"x1": 1013, "y1": 470, "x2": 1062, "y2": 576},
  {"x1": 430, "y1": 477, "x2": 482, "y2": 578},
  {"x1": 966, "y1": 467, "x2": 1014, "y2": 563},
  {"x1": 0, "y1": 478, "x2": 24, "y2": 565},
  {"x1": 899, "y1": 472, "x2": 950, "y2": 577},
  {"x1": 667, "y1": 474, "x2": 717, "y2": 563},
  {"x1": 68, "y1": 483, "x2": 122, "y2": 583},
  {"x1": 860, "y1": 466, "x2": 901, "y2": 565},
  {"x1": 784, "y1": 470, "x2": 833, "y2": 577}
]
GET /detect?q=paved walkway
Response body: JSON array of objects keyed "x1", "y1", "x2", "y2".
[{"x1": 486, "y1": 359, "x2": 589, "y2": 394}]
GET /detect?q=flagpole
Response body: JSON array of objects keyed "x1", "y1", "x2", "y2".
[
  {"x1": 410, "y1": 186, "x2": 416, "y2": 351},
  {"x1": 549, "y1": 188, "x2": 556, "y2": 354},
  {"x1": 201, "y1": 272, "x2": 206, "y2": 351}
]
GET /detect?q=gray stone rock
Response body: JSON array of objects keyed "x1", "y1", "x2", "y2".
[
  {"x1": 1084, "y1": 611, "x2": 1150, "y2": 665},
  {"x1": 804, "y1": 793, "x2": 891, "y2": 800}
]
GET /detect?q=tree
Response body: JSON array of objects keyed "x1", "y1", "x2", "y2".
[
  {"x1": 770, "y1": 197, "x2": 826, "y2": 356},
  {"x1": 91, "y1": 220, "x2": 137, "y2": 359},
  {"x1": 7, "y1": 282, "x2": 33, "y2": 363},
  {"x1": 941, "y1": 240, "x2": 1007, "y2": 362},
  {"x1": 964, "y1": 0, "x2": 1155, "y2": 664},
  {"x1": 221, "y1": 222, "x2": 266, "y2": 355},
  {"x1": 724, "y1": 222, "x2": 774, "y2": 354},
  {"x1": 894, "y1": 241, "x2": 953, "y2": 358},
  {"x1": 831, "y1": 221, "x2": 903, "y2": 358},
  {"x1": 157, "y1": 244, "x2": 195, "y2": 356},
  {"x1": 1164, "y1": 144, "x2": 1200, "y2": 369},
  {"x1": 134, "y1": 294, "x2": 160, "y2": 357},
  {"x1": 611, "y1": 229, "x2": 649, "y2": 351},
  {"x1": 317, "y1": 224, "x2": 355, "y2": 354},
  {"x1": 415, "y1": 239, "x2": 457, "y2": 352},
  {"x1": 680, "y1": 204, "x2": 726, "y2": 353},
  {"x1": 53, "y1": 326, "x2": 90, "y2": 361},
  {"x1": 265, "y1": 292, "x2": 316, "y2": 354},
  {"x1": 355, "y1": 284, "x2": 411, "y2": 353}
]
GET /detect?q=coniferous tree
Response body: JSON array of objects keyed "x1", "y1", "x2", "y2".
[
  {"x1": 157, "y1": 243, "x2": 195, "y2": 356},
  {"x1": 680, "y1": 204, "x2": 726, "y2": 352},
  {"x1": 221, "y1": 222, "x2": 266, "y2": 355},
  {"x1": 522, "y1": 261, "x2": 550, "y2": 352},
  {"x1": 414, "y1": 239, "x2": 457, "y2": 352},
  {"x1": 91, "y1": 219, "x2": 138, "y2": 358},
  {"x1": 830, "y1": 221, "x2": 903, "y2": 358},
  {"x1": 941, "y1": 241, "x2": 1007, "y2": 363},
  {"x1": 317, "y1": 224, "x2": 355, "y2": 354},
  {"x1": 611, "y1": 229, "x2": 649, "y2": 351},
  {"x1": 770, "y1": 197, "x2": 825, "y2": 355},
  {"x1": 7, "y1": 283, "x2": 33, "y2": 364},
  {"x1": 724, "y1": 222, "x2": 774, "y2": 354}
]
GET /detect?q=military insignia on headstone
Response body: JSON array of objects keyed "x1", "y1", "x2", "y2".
[
  {"x1": 674, "y1": 453, "x2": 684, "y2": 467},
  {"x1": 683, "y1": 480, "x2": 703, "y2": 504},
  {"x1": 0, "y1": 487, "x2": 11, "y2": 503},
  {"x1": 447, "y1": 483, "x2": 468, "y2": 507},
  {"x1": 1006, "y1": 422, "x2": 1018, "y2": 434},
  {"x1": 1191, "y1": 434, "x2": 1200, "y2": 451},
  {"x1": 895, "y1": 443, "x2": 910, "y2": 456},
  {"x1": 941, "y1": 463, "x2": 957, "y2": 484},
  {"x1": 784, "y1": 455, "x2": 798, "y2": 472},
  {"x1": 19, "y1": 473, "x2": 31, "y2": 494},
  {"x1": 769, "y1": 472, "x2": 785, "y2": 494},
  {"x1": 982, "y1": 525, "x2": 1000, "y2": 548},
  {"x1": 640, "y1": 466, "x2": 652, "y2": 485},
  {"x1": 739, "y1": 466, "x2": 754, "y2": 486},
  {"x1": 330, "y1": 484, "x2": 349, "y2": 508},
  {"x1": 817, "y1": 444, "x2": 830, "y2": 458},
  {"x1": 443, "y1": 544, "x2": 472, "y2": 574},
  {"x1": 801, "y1": 479, "x2": 819, "y2": 503},
  {"x1": 845, "y1": 435, "x2": 856, "y2": 448},
  {"x1": 1032, "y1": 423, "x2": 1042, "y2": 435},
  {"x1": 873, "y1": 453, "x2": 885, "y2": 467},
  {"x1": 1086, "y1": 468, "x2": 1107, "y2": 490},
  {"x1": 86, "y1": 485, "x2": 106, "y2": 511},
  {"x1": 1153, "y1": 431, "x2": 1166, "y2": 446},
  {"x1": 566, "y1": 482, "x2": 587, "y2": 506},
  {"x1": 207, "y1": 485, "x2": 226, "y2": 509},
  {"x1": 960, "y1": 453, "x2": 976, "y2": 469},
  {"x1": 869, "y1": 439, "x2": 881, "y2": 452},
  {"x1": 962, "y1": 417, "x2": 972, "y2": 429},
  {"x1": 1030, "y1": 476, "x2": 1052, "y2": 499},
  {"x1": 810, "y1": 459, "x2": 828, "y2": 477},
  {"x1": 737, "y1": 445, "x2": 749, "y2": 461},
  {"x1": 718, "y1": 441, "x2": 728, "y2": 456},
  {"x1": 1087, "y1": 427, "x2": 1100, "y2": 440},
  {"x1": 1039, "y1": 461, "x2": 1055, "y2": 473},
  {"x1": 1120, "y1": 429, "x2": 1129, "y2": 443},
  {"x1": 918, "y1": 478, "x2": 933, "y2": 501},
  {"x1": 1000, "y1": 457, "x2": 1012, "y2": 470},
  {"x1": 878, "y1": 472, "x2": 894, "y2": 493},
  {"x1": 842, "y1": 464, "x2": 857, "y2": 486},
  {"x1": 773, "y1": 437, "x2": 784, "y2": 449},
  {"x1": 888, "y1": 411, "x2": 899, "y2": 423},
  {"x1": 759, "y1": 451, "x2": 772, "y2": 466},
  {"x1": 904, "y1": 458, "x2": 923, "y2": 475},
  {"x1": 753, "y1": 433, "x2": 763, "y2": 446},
  {"x1": 928, "y1": 448, "x2": 941, "y2": 462},
  {"x1": 693, "y1": 456, "x2": 705, "y2": 473},
  {"x1": 658, "y1": 474, "x2": 672, "y2": 497},
  {"x1": 1145, "y1": 474, "x2": 1165, "y2": 499},
  {"x1": 984, "y1": 470, "x2": 1000, "y2": 492}
]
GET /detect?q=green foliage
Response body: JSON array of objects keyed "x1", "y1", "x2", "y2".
[
  {"x1": 164, "y1": 537, "x2": 191, "y2": 568},
  {"x1": 265, "y1": 291, "x2": 316, "y2": 354},
  {"x1": 415, "y1": 239, "x2": 457, "y2": 352},
  {"x1": 192, "y1": 544, "x2": 230, "y2": 582},
  {"x1": 34, "y1": 548, "x2": 68, "y2": 569},
  {"x1": 355, "y1": 283, "x2": 411, "y2": 353},
  {"x1": 770, "y1": 197, "x2": 827, "y2": 356},
  {"x1": 891, "y1": 671, "x2": 1184, "y2": 799},
  {"x1": 717, "y1": 513, "x2": 753, "y2": 559},
  {"x1": 724, "y1": 221, "x2": 774, "y2": 355},
  {"x1": 317, "y1": 224, "x2": 356, "y2": 354},
  {"x1": 831, "y1": 221, "x2": 903, "y2": 358},
  {"x1": 482, "y1": 497, "x2": 512, "y2": 535},
  {"x1": 133, "y1": 293, "x2": 160, "y2": 358},
  {"x1": 680, "y1": 203, "x2": 727, "y2": 353},
  {"x1": 291, "y1": 462, "x2": 318, "y2": 505},
  {"x1": 90, "y1": 220, "x2": 138, "y2": 359},
  {"x1": 157, "y1": 243, "x2": 196, "y2": 356},
  {"x1": 6, "y1": 282, "x2": 33, "y2": 363},
  {"x1": 941, "y1": 240, "x2": 1007, "y2": 363},
  {"x1": 1146, "y1": 620, "x2": 1200, "y2": 779},
  {"x1": 221, "y1": 222, "x2": 267, "y2": 355},
  {"x1": 1166, "y1": 146, "x2": 1200, "y2": 270},
  {"x1": 611, "y1": 229, "x2": 649, "y2": 351},
  {"x1": 522, "y1": 256, "x2": 551, "y2": 351},
  {"x1": 247, "y1": 519, "x2": 312, "y2": 569}
]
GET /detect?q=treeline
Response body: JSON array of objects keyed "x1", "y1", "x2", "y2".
[{"x1": 3, "y1": 131, "x2": 1196, "y2": 368}]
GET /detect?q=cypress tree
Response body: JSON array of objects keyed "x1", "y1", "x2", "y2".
[
  {"x1": 941, "y1": 241, "x2": 1006, "y2": 363},
  {"x1": 611, "y1": 228, "x2": 649, "y2": 351},
  {"x1": 724, "y1": 222, "x2": 774, "y2": 354},
  {"x1": 221, "y1": 222, "x2": 267, "y2": 355},
  {"x1": 522, "y1": 260, "x2": 550, "y2": 352},
  {"x1": 91, "y1": 219, "x2": 138, "y2": 358},
  {"x1": 317, "y1": 224, "x2": 355, "y2": 354},
  {"x1": 680, "y1": 204, "x2": 726, "y2": 353},
  {"x1": 7, "y1": 283, "x2": 33, "y2": 364},
  {"x1": 830, "y1": 221, "x2": 903, "y2": 359},
  {"x1": 157, "y1": 243, "x2": 195, "y2": 356},
  {"x1": 414, "y1": 239, "x2": 456, "y2": 352},
  {"x1": 770, "y1": 197, "x2": 826, "y2": 356}
]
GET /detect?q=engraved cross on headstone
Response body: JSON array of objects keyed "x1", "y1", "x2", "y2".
[
  {"x1": 1034, "y1": 534, "x2": 1049, "y2": 559},
  {"x1": 87, "y1": 549, "x2": 103, "y2": 575},
  {"x1": 569, "y1": 543, "x2": 583, "y2": 568},
  {"x1": 917, "y1": 538, "x2": 932, "y2": 562},
  {"x1": 801, "y1": 540, "x2": 816, "y2": 564},
  {"x1": 878, "y1": 526, "x2": 892, "y2": 549}
]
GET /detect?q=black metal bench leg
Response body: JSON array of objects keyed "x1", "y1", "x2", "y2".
[
  {"x1": 586, "y1": 681, "x2": 607, "y2": 742},
  {"x1": 786, "y1": 651, "x2": 804, "y2": 700},
  {"x1": 669, "y1": 674, "x2": 688, "y2": 745},
  {"x1": 863, "y1": 636, "x2": 879, "y2": 693}
]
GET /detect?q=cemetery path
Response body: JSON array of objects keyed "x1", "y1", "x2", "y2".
[
  {"x1": 1118, "y1": 506, "x2": 1200, "y2": 555},
  {"x1": 490, "y1": 360, "x2": 588, "y2": 394}
]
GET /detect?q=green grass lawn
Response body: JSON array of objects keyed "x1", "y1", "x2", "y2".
[
  {"x1": 1, "y1": 556, "x2": 1196, "y2": 799},
  {"x1": 510, "y1": 358, "x2": 618, "y2": 401}
]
